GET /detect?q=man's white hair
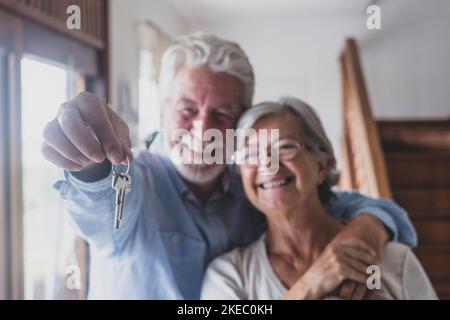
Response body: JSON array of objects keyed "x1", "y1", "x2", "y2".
[{"x1": 159, "y1": 32, "x2": 255, "y2": 108}]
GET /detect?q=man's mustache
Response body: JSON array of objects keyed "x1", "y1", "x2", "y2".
[{"x1": 177, "y1": 133, "x2": 224, "y2": 154}]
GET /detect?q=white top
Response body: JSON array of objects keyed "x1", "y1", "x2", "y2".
[{"x1": 201, "y1": 235, "x2": 438, "y2": 300}]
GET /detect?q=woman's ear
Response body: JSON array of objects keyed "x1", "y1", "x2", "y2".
[{"x1": 316, "y1": 154, "x2": 330, "y2": 185}]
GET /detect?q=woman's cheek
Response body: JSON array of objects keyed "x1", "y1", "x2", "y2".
[
  {"x1": 241, "y1": 171, "x2": 252, "y2": 191},
  {"x1": 241, "y1": 169, "x2": 257, "y2": 196}
]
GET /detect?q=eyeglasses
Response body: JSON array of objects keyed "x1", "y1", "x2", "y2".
[{"x1": 232, "y1": 139, "x2": 306, "y2": 166}]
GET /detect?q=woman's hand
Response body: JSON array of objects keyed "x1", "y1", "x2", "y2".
[
  {"x1": 329, "y1": 214, "x2": 390, "y2": 299},
  {"x1": 283, "y1": 238, "x2": 378, "y2": 300}
]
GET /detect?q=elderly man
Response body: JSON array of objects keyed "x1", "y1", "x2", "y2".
[{"x1": 43, "y1": 33, "x2": 416, "y2": 299}]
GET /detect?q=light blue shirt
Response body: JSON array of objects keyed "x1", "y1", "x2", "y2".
[{"x1": 54, "y1": 148, "x2": 417, "y2": 299}]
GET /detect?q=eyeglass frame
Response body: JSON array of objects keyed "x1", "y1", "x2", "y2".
[{"x1": 231, "y1": 138, "x2": 309, "y2": 166}]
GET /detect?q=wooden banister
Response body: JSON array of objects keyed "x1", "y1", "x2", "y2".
[{"x1": 339, "y1": 39, "x2": 392, "y2": 199}]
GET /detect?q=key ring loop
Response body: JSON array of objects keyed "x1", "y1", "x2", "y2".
[{"x1": 112, "y1": 156, "x2": 130, "y2": 176}]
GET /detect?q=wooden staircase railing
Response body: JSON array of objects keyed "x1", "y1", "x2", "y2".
[
  {"x1": 339, "y1": 38, "x2": 450, "y2": 300},
  {"x1": 339, "y1": 38, "x2": 392, "y2": 199}
]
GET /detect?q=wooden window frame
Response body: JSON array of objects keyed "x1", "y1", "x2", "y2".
[{"x1": 0, "y1": 11, "x2": 24, "y2": 300}]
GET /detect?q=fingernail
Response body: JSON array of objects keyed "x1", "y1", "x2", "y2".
[
  {"x1": 110, "y1": 150, "x2": 123, "y2": 164},
  {"x1": 71, "y1": 164, "x2": 83, "y2": 172},
  {"x1": 93, "y1": 151, "x2": 106, "y2": 163}
]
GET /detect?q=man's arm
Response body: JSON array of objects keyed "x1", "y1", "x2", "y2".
[
  {"x1": 333, "y1": 214, "x2": 390, "y2": 258},
  {"x1": 71, "y1": 159, "x2": 111, "y2": 182},
  {"x1": 54, "y1": 156, "x2": 147, "y2": 255},
  {"x1": 43, "y1": 91, "x2": 140, "y2": 253},
  {"x1": 328, "y1": 191, "x2": 417, "y2": 249}
]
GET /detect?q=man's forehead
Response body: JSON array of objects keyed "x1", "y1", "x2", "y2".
[{"x1": 175, "y1": 66, "x2": 243, "y2": 100}]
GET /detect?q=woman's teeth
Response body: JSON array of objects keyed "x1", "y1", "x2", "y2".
[{"x1": 258, "y1": 176, "x2": 294, "y2": 189}]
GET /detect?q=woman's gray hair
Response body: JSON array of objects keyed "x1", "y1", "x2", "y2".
[
  {"x1": 237, "y1": 97, "x2": 340, "y2": 204},
  {"x1": 159, "y1": 32, "x2": 255, "y2": 108}
]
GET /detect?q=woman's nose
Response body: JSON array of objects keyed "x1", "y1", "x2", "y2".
[
  {"x1": 257, "y1": 147, "x2": 281, "y2": 176},
  {"x1": 258, "y1": 149, "x2": 272, "y2": 168}
]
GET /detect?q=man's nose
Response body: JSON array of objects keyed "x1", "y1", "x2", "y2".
[{"x1": 192, "y1": 112, "x2": 213, "y2": 133}]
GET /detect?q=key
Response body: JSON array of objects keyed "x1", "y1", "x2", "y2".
[
  {"x1": 112, "y1": 173, "x2": 132, "y2": 229},
  {"x1": 112, "y1": 158, "x2": 131, "y2": 230}
]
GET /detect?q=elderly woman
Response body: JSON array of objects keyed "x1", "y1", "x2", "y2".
[{"x1": 201, "y1": 97, "x2": 437, "y2": 300}]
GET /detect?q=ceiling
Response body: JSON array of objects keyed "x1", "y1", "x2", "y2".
[{"x1": 166, "y1": 0, "x2": 378, "y2": 23}]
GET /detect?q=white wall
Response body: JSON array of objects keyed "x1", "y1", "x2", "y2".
[
  {"x1": 109, "y1": 0, "x2": 190, "y2": 125},
  {"x1": 109, "y1": 0, "x2": 450, "y2": 158},
  {"x1": 190, "y1": 15, "x2": 365, "y2": 157},
  {"x1": 360, "y1": 0, "x2": 450, "y2": 118},
  {"x1": 188, "y1": 0, "x2": 450, "y2": 160}
]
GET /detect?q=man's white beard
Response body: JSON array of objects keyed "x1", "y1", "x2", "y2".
[
  {"x1": 174, "y1": 162, "x2": 226, "y2": 185},
  {"x1": 164, "y1": 133, "x2": 227, "y2": 185}
]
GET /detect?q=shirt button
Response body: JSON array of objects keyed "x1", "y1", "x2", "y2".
[{"x1": 171, "y1": 234, "x2": 179, "y2": 245}]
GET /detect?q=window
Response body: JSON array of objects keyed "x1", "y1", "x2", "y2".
[
  {"x1": 0, "y1": 48, "x2": 8, "y2": 300},
  {"x1": 21, "y1": 56, "x2": 85, "y2": 299},
  {"x1": 138, "y1": 49, "x2": 160, "y2": 143},
  {"x1": 0, "y1": 2, "x2": 108, "y2": 300},
  {"x1": 136, "y1": 22, "x2": 172, "y2": 147}
]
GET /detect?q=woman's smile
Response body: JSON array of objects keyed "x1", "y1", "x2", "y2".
[{"x1": 255, "y1": 175, "x2": 295, "y2": 190}]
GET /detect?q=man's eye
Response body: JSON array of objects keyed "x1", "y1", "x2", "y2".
[
  {"x1": 215, "y1": 112, "x2": 233, "y2": 120},
  {"x1": 181, "y1": 108, "x2": 195, "y2": 117}
]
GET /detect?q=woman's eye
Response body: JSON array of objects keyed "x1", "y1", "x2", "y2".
[
  {"x1": 245, "y1": 155, "x2": 259, "y2": 165},
  {"x1": 279, "y1": 144, "x2": 296, "y2": 150},
  {"x1": 244, "y1": 152, "x2": 257, "y2": 161}
]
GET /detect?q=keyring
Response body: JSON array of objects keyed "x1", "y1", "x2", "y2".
[{"x1": 112, "y1": 156, "x2": 130, "y2": 176}]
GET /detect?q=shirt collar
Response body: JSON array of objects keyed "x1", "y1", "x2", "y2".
[{"x1": 161, "y1": 156, "x2": 237, "y2": 204}]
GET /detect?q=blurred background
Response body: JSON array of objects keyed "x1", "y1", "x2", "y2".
[{"x1": 0, "y1": 0, "x2": 449, "y2": 300}]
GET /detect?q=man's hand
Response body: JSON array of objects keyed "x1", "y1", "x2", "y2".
[
  {"x1": 331, "y1": 214, "x2": 390, "y2": 299},
  {"x1": 42, "y1": 92, "x2": 132, "y2": 173}
]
